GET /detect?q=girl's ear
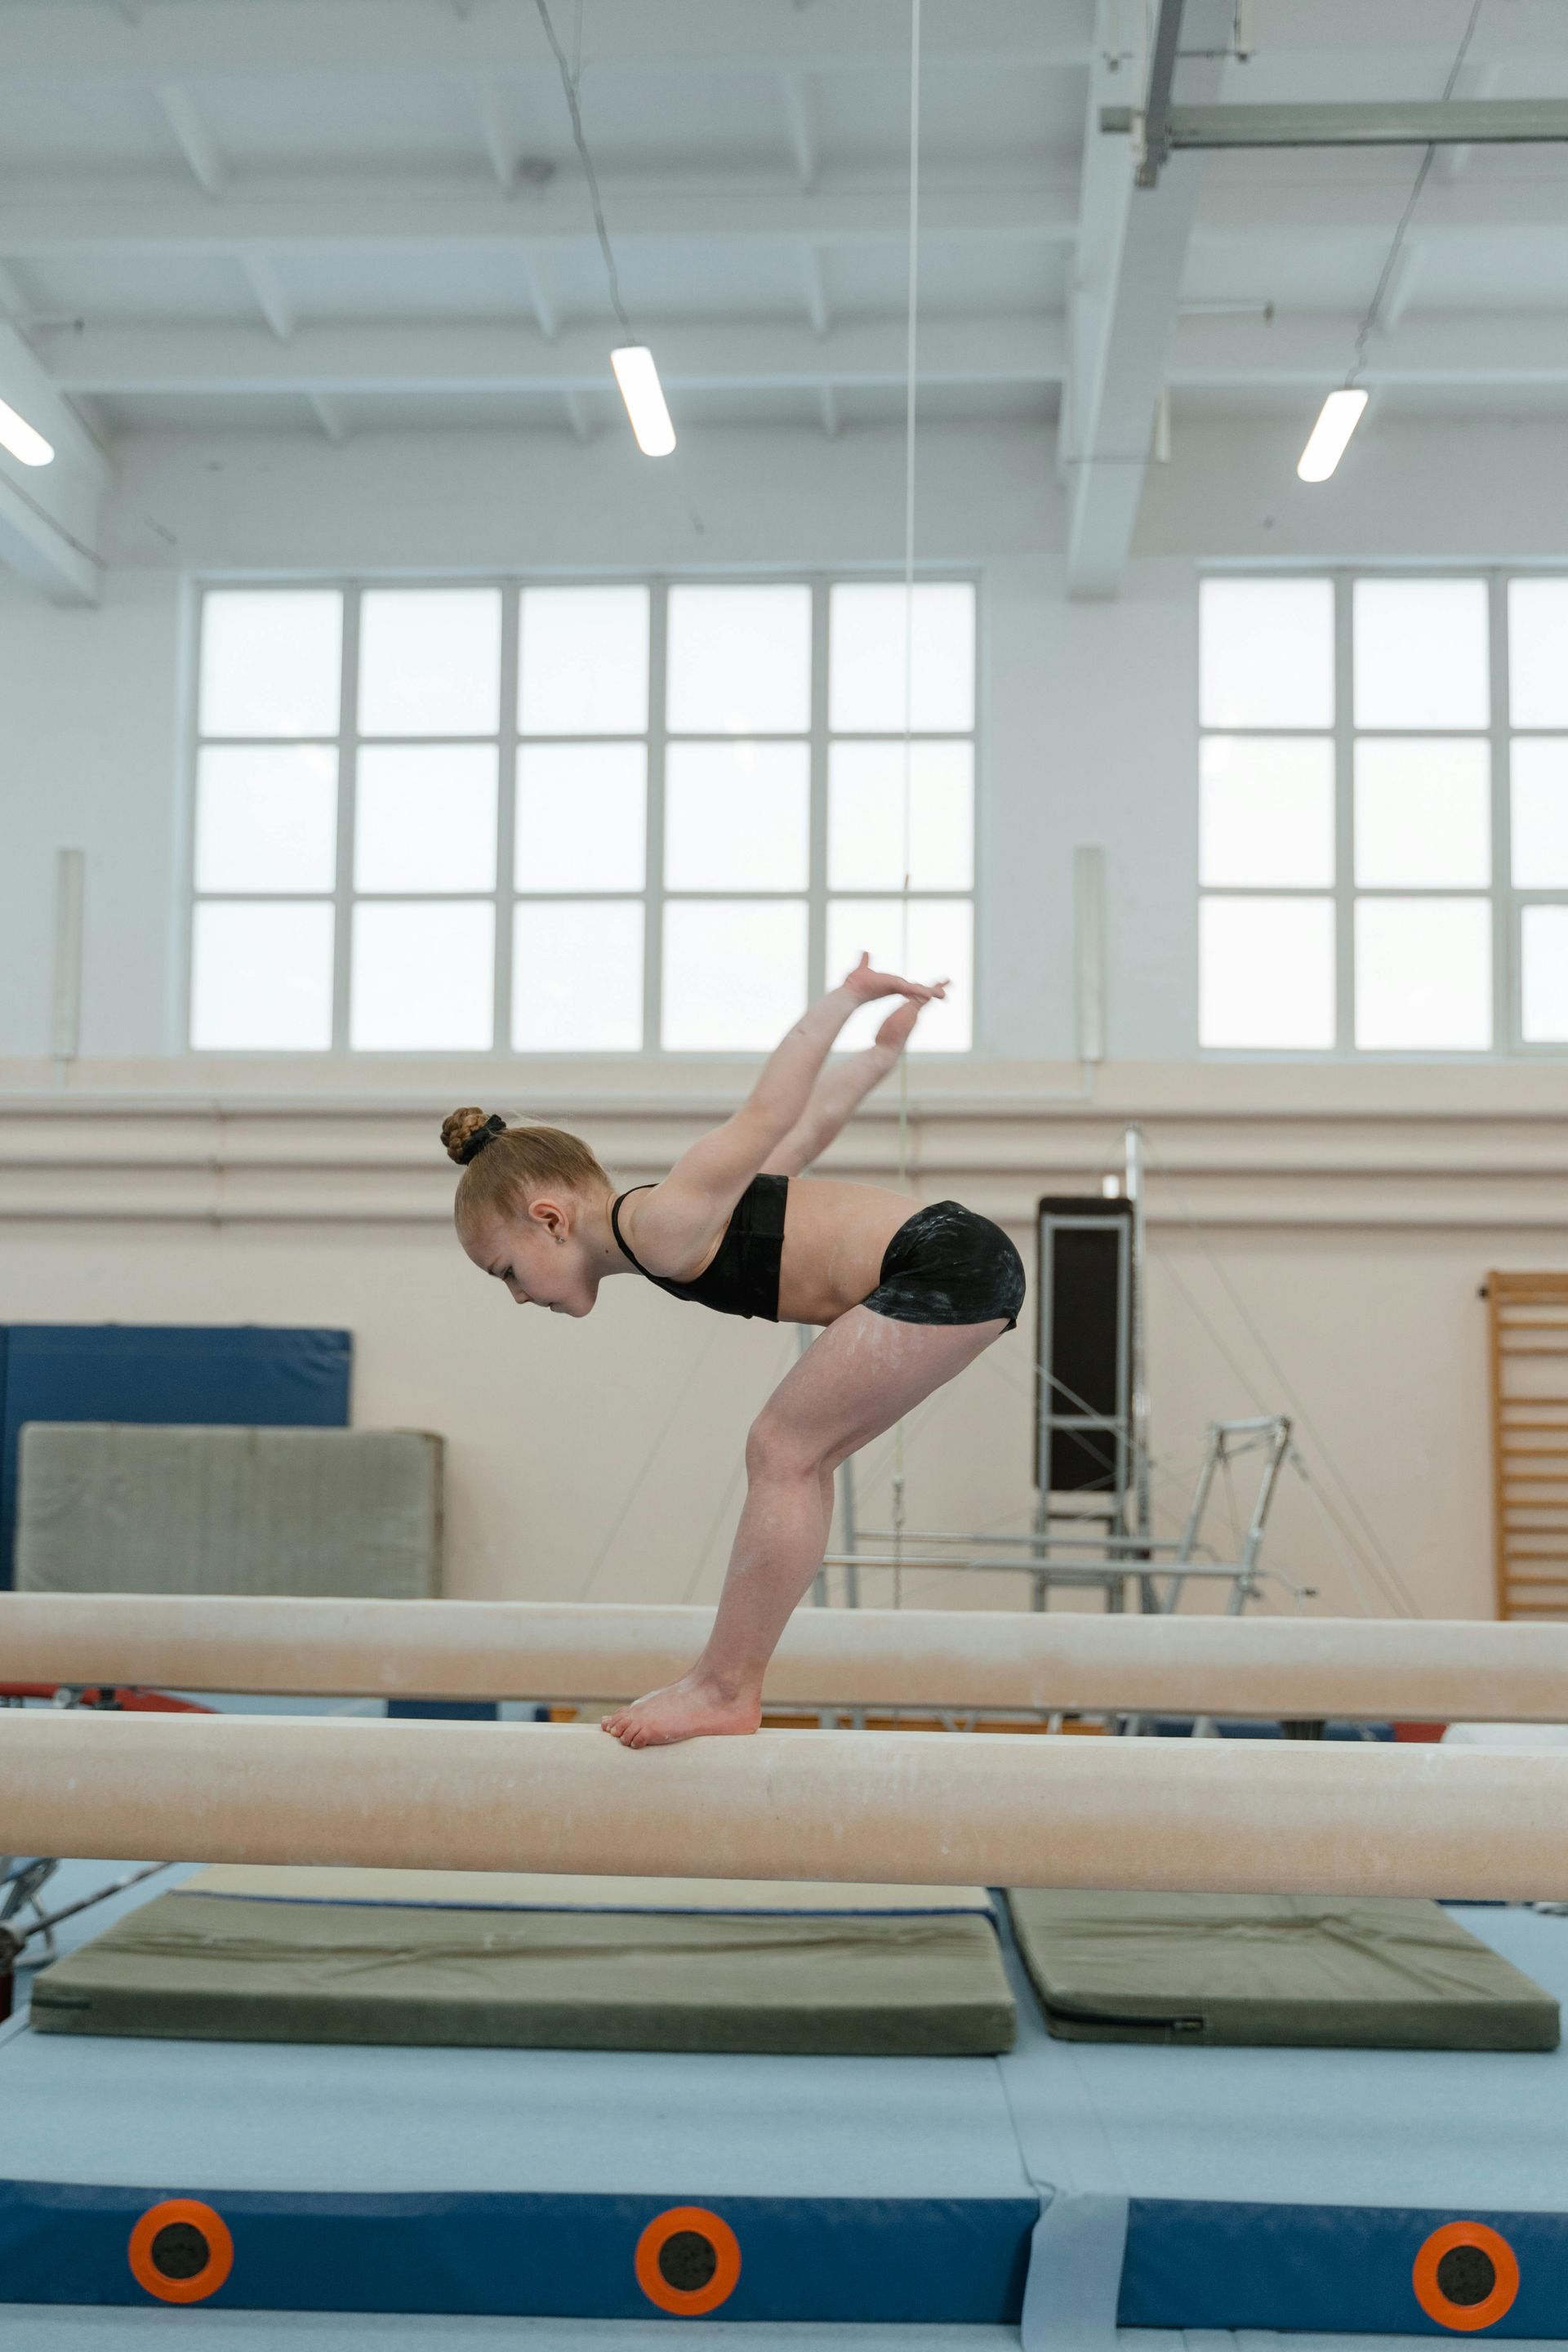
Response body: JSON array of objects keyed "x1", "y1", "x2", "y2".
[{"x1": 528, "y1": 1193, "x2": 568, "y2": 1237}]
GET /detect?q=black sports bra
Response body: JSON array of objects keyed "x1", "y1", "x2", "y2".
[{"x1": 610, "y1": 1174, "x2": 787, "y2": 1322}]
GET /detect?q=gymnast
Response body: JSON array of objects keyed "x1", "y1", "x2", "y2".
[{"x1": 441, "y1": 956, "x2": 1024, "y2": 1748}]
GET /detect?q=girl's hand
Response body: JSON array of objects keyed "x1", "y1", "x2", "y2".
[
  {"x1": 875, "y1": 997, "x2": 927, "y2": 1053},
  {"x1": 839, "y1": 951, "x2": 948, "y2": 1007}
]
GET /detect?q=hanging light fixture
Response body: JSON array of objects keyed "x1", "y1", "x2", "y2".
[
  {"x1": 1296, "y1": 387, "x2": 1367, "y2": 483},
  {"x1": 536, "y1": 0, "x2": 675, "y2": 457},
  {"x1": 0, "y1": 398, "x2": 54, "y2": 466},
  {"x1": 610, "y1": 347, "x2": 676, "y2": 457}
]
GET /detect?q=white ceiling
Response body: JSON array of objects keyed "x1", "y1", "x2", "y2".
[{"x1": 1, "y1": 0, "x2": 1566, "y2": 449}]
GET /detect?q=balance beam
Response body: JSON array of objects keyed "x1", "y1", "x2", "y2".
[
  {"x1": 4, "y1": 1591, "x2": 1568, "y2": 1719},
  {"x1": 2, "y1": 1711, "x2": 1566, "y2": 1900}
]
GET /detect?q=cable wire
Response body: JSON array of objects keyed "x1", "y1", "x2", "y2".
[
  {"x1": 889, "y1": 0, "x2": 923, "y2": 1607},
  {"x1": 534, "y1": 0, "x2": 635, "y2": 340},
  {"x1": 1348, "y1": 0, "x2": 1486, "y2": 383}
]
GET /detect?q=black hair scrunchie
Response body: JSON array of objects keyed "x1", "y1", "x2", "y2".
[{"x1": 457, "y1": 1113, "x2": 508, "y2": 1165}]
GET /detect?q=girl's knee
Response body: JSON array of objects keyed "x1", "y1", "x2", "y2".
[{"x1": 746, "y1": 1410, "x2": 823, "y2": 1485}]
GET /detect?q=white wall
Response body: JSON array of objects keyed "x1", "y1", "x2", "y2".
[{"x1": 2, "y1": 407, "x2": 1566, "y2": 1628}]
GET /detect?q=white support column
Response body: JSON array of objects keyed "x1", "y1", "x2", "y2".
[{"x1": 1060, "y1": 0, "x2": 1230, "y2": 599}]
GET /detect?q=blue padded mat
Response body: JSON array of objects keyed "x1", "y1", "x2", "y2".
[
  {"x1": 0, "y1": 1324, "x2": 350, "y2": 1587},
  {"x1": 5, "y1": 1873, "x2": 1568, "y2": 2332}
]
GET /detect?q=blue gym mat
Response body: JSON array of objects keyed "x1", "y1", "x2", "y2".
[
  {"x1": 4, "y1": 1859, "x2": 1568, "y2": 2338},
  {"x1": 0, "y1": 1325, "x2": 351, "y2": 1587}
]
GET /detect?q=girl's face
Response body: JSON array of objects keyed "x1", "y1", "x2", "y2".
[{"x1": 462, "y1": 1195, "x2": 602, "y2": 1318}]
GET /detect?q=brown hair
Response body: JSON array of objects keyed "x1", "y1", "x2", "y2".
[{"x1": 439, "y1": 1108, "x2": 612, "y2": 1235}]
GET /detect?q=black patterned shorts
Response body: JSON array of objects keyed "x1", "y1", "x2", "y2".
[{"x1": 861, "y1": 1200, "x2": 1027, "y2": 1331}]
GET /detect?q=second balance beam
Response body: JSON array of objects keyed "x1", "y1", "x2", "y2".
[{"x1": 5, "y1": 1592, "x2": 1568, "y2": 1721}]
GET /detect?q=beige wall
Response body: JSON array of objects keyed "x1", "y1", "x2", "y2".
[{"x1": 2, "y1": 1058, "x2": 1564, "y2": 1624}]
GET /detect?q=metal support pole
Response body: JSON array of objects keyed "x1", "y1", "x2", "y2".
[
  {"x1": 51, "y1": 849, "x2": 84, "y2": 1065},
  {"x1": 1123, "y1": 1124, "x2": 1152, "y2": 1550}
]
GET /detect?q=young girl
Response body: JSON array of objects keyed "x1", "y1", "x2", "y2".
[{"x1": 442, "y1": 956, "x2": 1025, "y2": 1748}]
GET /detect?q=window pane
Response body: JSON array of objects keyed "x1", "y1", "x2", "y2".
[
  {"x1": 519, "y1": 586, "x2": 649, "y2": 736},
  {"x1": 666, "y1": 585, "x2": 811, "y2": 734},
  {"x1": 513, "y1": 901, "x2": 644, "y2": 1050},
  {"x1": 1198, "y1": 579, "x2": 1333, "y2": 730},
  {"x1": 190, "y1": 901, "x2": 333, "y2": 1051},
  {"x1": 1353, "y1": 737, "x2": 1490, "y2": 889},
  {"x1": 1509, "y1": 580, "x2": 1568, "y2": 729},
  {"x1": 1521, "y1": 906, "x2": 1568, "y2": 1044},
  {"x1": 1354, "y1": 898, "x2": 1491, "y2": 1051},
  {"x1": 1512, "y1": 739, "x2": 1568, "y2": 889},
  {"x1": 826, "y1": 898, "x2": 973, "y2": 1052},
  {"x1": 199, "y1": 590, "x2": 341, "y2": 738},
  {"x1": 828, "y1": 582, "x2": 976, "y2": 733},
  {"x1": 1199, "y1": 736, "x2": 1333, "y2": 889},
  {"x1": 665, "y1": 742, "x2": 809, "y2": 892},
  {"x1": 350, "y1": 902, "x2": 495, "y2": 1049},
  {"x1": 662, "y1": 899, "x2": 808, "y2": 1050},
  {"x1": 354, "y1": 745, "x2": 497, "y2": 893},
  {"x1": 1200, "y1": 896, "x2": 1334, "y2": 1049},
  {"x1": 358, "y1": 589, "x2": 501, "y2": 737},
  {"x1": 516, "y1": 742, "x2": 646, "y2": 893},
  {"x1": 195, "y1": 746, "x2": 337, "y2": 894},
  {"x1": 1353, "y1": 579, "x2": 1489, "y2": 730},
  {"x1": 828, "y1": 741, "x2": 974, "y2": 892}
]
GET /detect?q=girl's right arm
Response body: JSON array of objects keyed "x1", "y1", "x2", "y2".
[{"x1": 620, "y1": 960, "x2": 938, "y2": 1275}]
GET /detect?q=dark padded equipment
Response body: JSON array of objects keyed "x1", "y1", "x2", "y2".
[
  {"x1": 32, "y1": 1891, "x2": 1017, "y2": 2057},
  {"x1": 1006, "y1": 1889, "x2": 1561, "y2": 2050}
]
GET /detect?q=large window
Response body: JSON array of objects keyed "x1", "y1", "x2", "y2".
[
  {"x1": 189, "y1": 578, "x2": 977, "y2": 1055},
  {"x1": 1200, "y1": 573, "x2": 1568, "y2": 1054}
]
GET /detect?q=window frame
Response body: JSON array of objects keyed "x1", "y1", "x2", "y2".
[
  {"x1": 185, "y1": 571, "x2": 982, "y2": 1057},
  {"x1": 1198, "y1": 566, "x2": 1568, "y2": 1059}
]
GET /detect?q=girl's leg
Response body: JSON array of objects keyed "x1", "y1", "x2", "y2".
[{"x1": 602, "y1": 1305, "x2": 1006, "y2": 1748}]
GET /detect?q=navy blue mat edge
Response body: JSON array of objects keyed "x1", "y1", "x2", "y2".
[{"x1": 3, "y1": 2180, "x2": 1567, "y2": 2334}]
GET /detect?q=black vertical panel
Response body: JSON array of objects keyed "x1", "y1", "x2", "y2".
[{"x1": 1035, "y1": 1199, "x2": 1133, "y2": 1496}]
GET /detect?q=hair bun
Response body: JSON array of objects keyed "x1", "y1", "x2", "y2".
[{"x1": 441, "y1": 1107, "x2": 506, "y2": 1166}]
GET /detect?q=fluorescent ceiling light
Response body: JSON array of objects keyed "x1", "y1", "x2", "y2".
[
  {"x1": 0, "y1": 397, "x2": 54, "y2": 467},
  {"x1": 610, "y1": 346, "x2": 676, "y2": 457},
  {"x1": 1296, "y1": 388, "x2": 1367, "y2": 483}
]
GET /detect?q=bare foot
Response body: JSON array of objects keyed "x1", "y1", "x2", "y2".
[{"x1": 600, "y1": 1672, "x2": 761, "y2": 1749}]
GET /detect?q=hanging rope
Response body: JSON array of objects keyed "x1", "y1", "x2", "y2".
[{"x1": 889, "y1": 0, "x2": 922, "y2": 1608}]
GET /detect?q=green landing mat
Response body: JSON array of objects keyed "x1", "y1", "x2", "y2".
[
  {"x1": 31, "y1": 1891, "x2": 1017, "y2": 2058},
  {"x1": 1005, "y1": 1890, "x2": 1560, "y2": 2051}
]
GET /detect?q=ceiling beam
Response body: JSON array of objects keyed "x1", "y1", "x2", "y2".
[
  {"x1": 517, "y1": 252, "x2": 559, "y2": 342},
  {"x1": 0, "y1": 177, "x2": 1077, "y2": 259},
  {"x1": 800, "y1": 246, "x2": 830, "y2": 338},
  {"x1": 475, "y1": 83, "x2": 523, "y2": 194},
  {"x1": 1106, "y1": 97, "x2": 1568, "y2": 162},
  {"x1": 777, "y1": 73, "x2": 817, "y2": 193},
  {"x1": 34, "y1": 314, "x2": 1058, "y2": 399},
  {"x1": 1164, "y1": 308, "x2": 1568, "y2": 389},
  {"x1": 1061, "y1": 0, "x2": 1230, "y2": 599},
  {"x1": 238, "y1": 253, "x2": 295, "y2": 341},
  {"x1": 305, "y1": 391, "x2": 348, "y2": 443},
  {"x1": 33, "y1": 310, "x2": 1568, "y2": 405},
  {"x1": 154, "y1": 83, "x2": 227, "y2": 198},
  {"x1": 0, "y1": 2, "x2": 1094, "y2": 83}
]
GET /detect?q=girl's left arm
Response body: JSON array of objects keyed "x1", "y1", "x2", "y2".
[
  {"x1": 625, "y1": 959, "x2": 938, "y2": 1275},
  {"x1": 760, "y1": 998, "x2": 924, "y2": 1176}
]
